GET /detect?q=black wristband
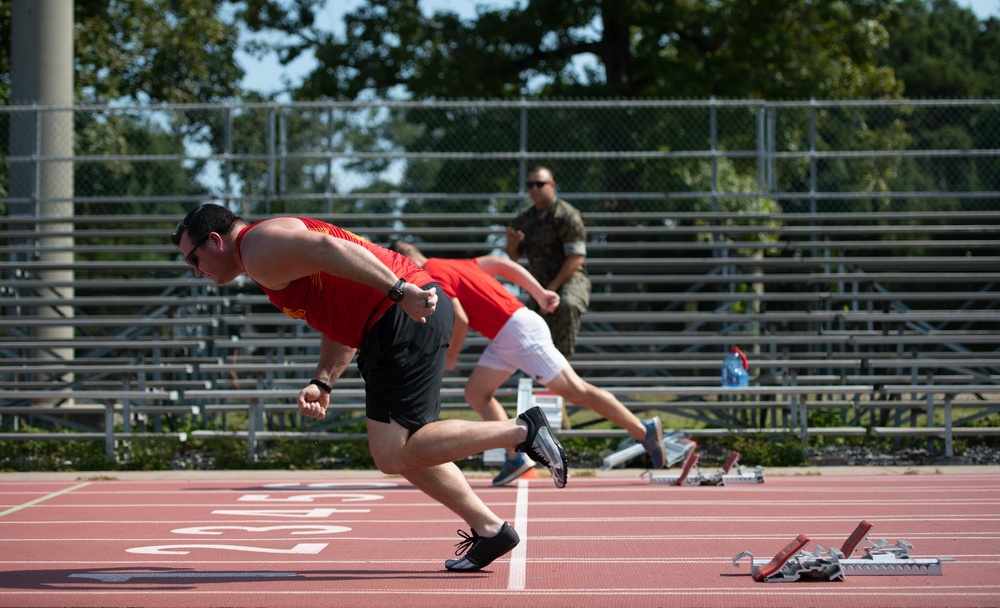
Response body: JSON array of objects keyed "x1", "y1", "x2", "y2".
[{"x1": 309, "y1": 378, "x2": 332, "y2": 393}]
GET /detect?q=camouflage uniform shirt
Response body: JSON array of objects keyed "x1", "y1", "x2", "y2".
[{"x1": 509, "y1": 197, "x2": 591, "y2": 312}]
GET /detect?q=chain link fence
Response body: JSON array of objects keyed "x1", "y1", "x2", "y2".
[
  {"x1": 3, "y1": 99, "x2": 999, "y2": 221},
  {"x1": 3, "y1": 99, "x2": 1000, "y2": 442}
]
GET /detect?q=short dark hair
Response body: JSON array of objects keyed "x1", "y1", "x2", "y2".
[
  {"x1": 386, "y1": 240, "x2": 420, "y2": 258},
  {"x1": 171, "y1": 204, "x2": 242, "y2": 246}
]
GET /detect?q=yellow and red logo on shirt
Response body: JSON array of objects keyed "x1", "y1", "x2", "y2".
[
  {"x1": 282, "y1": 307, "x2": 307, "y2": 320},
  {"x1": 308, "y1": 225, "x2": 366, "y2": 244}
]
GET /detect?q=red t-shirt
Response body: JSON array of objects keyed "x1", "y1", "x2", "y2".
[
  {"x1": 422, "y1": 257, "x2": 524, "y2": 340},
  {"x1": 236, "y1": 218, "x2": 432, "y2": 348}
]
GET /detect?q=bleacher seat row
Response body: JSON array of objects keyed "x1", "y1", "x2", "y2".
[{"x1": 3, "y1": 210, "x2": 999, "y2": 461}]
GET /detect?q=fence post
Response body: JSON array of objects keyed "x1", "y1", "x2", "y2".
[
  {"x1": 518, "y1": 97, "x2": 529, "y2": 195},
  {"x1": 104, "y1": 401, "x2": 115, "y2": 462},
  {"x1": 943, "y1": 394, "x2": 953, "y2": 458},
  {"x1": 247, "y1": 398, "x2": 263, "y2": 463}
]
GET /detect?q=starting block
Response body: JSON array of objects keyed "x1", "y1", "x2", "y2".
[
  {"x1": 601, "y1": 431, "x2": 696, "y2": 469},
  {"x1": 484, "y1": 378, "x2": 565, "y2": 465},
  {"x1": 645, "y1": 450, "x2": 765, "y2": 486},
  {"x1": 732, "y1": 520, "x2": 954, "y2": 582}
]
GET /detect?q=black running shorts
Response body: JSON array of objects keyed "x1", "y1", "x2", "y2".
[{"x1": 357, "y1": 283, "x2": 452, "y2": 432}]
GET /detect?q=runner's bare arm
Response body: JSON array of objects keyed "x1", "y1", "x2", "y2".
[
  {"x1": 299, "y1": 337, "x2": 356, "y2": 420},
  {"x1": 241, "y1": 218, "x2": 438, "y2": 322},
  {"x1": 475, "y1": 255, "x2": 559, "y2": 313},
  {"x1": 445, "y1": 296, "x2": 469, "y2": 371}
]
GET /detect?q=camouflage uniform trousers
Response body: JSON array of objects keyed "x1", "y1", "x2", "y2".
[{"x1": 527, "y1": 274, "x2": 590, "y2": 357}]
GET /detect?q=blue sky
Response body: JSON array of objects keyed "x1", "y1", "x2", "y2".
[
  {"x1": 965, "y1": 0, "x2": 1000, "y2": 17},
  {"x1": 240, "y1": 0, "x2": 1000, "y2": 96}
]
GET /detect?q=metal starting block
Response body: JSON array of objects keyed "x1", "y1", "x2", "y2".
[
  {"x1": 732, "y1": 520, "x2": 954, "y2": 582},
  {"x1": 644, "y1": 450, "x2": 765, "y2": 486},
  {"x1": 601, "y1": 431, "x2": 696, "y2": 469}
]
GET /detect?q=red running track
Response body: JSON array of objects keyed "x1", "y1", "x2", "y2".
[{"x1": 1, "y1": 468, "x2": 998, "y2": 608}]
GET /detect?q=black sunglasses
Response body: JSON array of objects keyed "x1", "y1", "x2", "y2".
[
  {"x1": 526, "y1": 181, "x2": 552, "y2": 189},
  {"x1": 183, "y1": 233, "x2": 211, "y2": 268}
]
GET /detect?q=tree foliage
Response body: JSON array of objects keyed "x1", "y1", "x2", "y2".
[
  {"x1": 1, "y1": 0, "x2": 244, "y2": 106},
  {"x1": 227, "y1": 0, "x2": 909, "y2": 217},
  {"x1": 880, "y1": 0, "x2": 1000, "y2": 98},
  {"x1": 246, "y1": 0, "x2": 904, "y2": 101},
  {"x1": 4, "y1": 0, "x2": 999, "y2": 220},
  {"x1": 875, "y1": 1, "x2": 1000, "y2": 212},
  {"x1": 1, "y1": 0, "x2": 247, "y2": 218},
  {"x1": 232, "y1": 0, "x2": 917, "y2": 225}
]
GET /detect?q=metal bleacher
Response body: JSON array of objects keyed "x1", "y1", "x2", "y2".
[{"x1": 3, "y1": 209, "x2": 1000, "y2": 462}]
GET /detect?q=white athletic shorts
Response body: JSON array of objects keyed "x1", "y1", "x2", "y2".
[{"x1": 477, "y1": 307, "x2": 569, "y2": 384}]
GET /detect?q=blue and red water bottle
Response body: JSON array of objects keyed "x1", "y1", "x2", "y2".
[{"x1": 721, "y1": 346, "x2": 750, "y2": 387}]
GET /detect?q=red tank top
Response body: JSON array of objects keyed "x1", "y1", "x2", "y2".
[
  {"x1": 422, "y1": 257, "x2": 524, "y2": 340},
  {"x1": 236, "y1": 218, "x2": 433, "y2": 349}
]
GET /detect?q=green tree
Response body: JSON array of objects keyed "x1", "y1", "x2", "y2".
[
  {"x1": 878, "y1": 0, "x2": 1000, "y2": 211},
  {"x1": 0, "y1": 1, "x2": 9, "y2": 105},
  {"x1": 1, "y1": 0, "x2": 244, "y2": 106},
  {"x1": 1, "y1": 0, "x2": 247, "y2": 215},
  {"x1": 880, "y1": 0, "x2": 1000, "y2": 98},
  {"x1": 245, "y1": 0, "x2": 902, "y2": 101},
  {"x1": 75, "y1": 112, "x2": 209, "y2": 222},
  {"x1": 237, "y1": 0, "x2": 909, "y2": 204}
]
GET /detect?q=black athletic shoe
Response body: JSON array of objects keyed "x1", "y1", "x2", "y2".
[
  {"x1": 516, "y1": 405, "x2": 568, "y2": 488},
  {"x1": 444, "y1": 521, "x2": 520, "y2": 572}
]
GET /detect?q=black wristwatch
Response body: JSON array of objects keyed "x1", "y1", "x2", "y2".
[{"x1": 387, "y1": 278, "x2": 406, "y2": 302}]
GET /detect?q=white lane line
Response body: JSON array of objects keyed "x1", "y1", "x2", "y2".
[
  {"x1": 0, "y1": 482, "x2": 90, "y2": 518},
  {"x1": 4, "y1": 588, "x2": 1000, "y2": 598},
  {"x1": 507, "y1": 479, "x2": 530, "y2": 590}
]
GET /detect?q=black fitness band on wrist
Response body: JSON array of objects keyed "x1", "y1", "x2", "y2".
[{"x1": 309, "y1": 378, "x2": 332, "y2": 393}]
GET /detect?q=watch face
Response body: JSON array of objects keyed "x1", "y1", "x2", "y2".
[{"x1": 389, "y1": 278, "x2": 405, "y2": 302}]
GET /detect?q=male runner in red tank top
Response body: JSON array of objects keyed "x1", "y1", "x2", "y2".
[
  {"x1": 389, "y1": 241, "x2": 668, "y2": 486},
  {"x1": 171, "y1": 203, "x2": 568, "y2": 571}
]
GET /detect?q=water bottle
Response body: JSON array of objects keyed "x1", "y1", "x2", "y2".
[{"x1": 721, "y1": 347, "x2": 750, "y2": 387}]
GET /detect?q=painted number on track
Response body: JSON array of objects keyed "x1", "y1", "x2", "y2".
[
  {"x1": 237, "y1": 493, "x2": 384, "y2": 503},
  {"x1": 171, "y1": 525, "x2": 352, "y2": 535},
  {"x1": 126, "y1": 543, "x2": 329, "y2": 555},
  {"x1": 211, "y1": 508, "x2": 368, "y2": 517}
]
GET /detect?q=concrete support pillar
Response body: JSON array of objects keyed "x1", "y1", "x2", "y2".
[{"x1": 11, "y1": 0, "x2": 76, "y2": 400}]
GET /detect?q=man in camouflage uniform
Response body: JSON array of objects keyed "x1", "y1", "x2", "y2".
[{"x1": 506, "y1": 166, "x2": 591, "y2": 357}]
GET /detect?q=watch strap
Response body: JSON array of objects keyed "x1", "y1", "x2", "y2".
[{"x1": 309, "y1": 378, "x2": 332, "y2": 393}]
